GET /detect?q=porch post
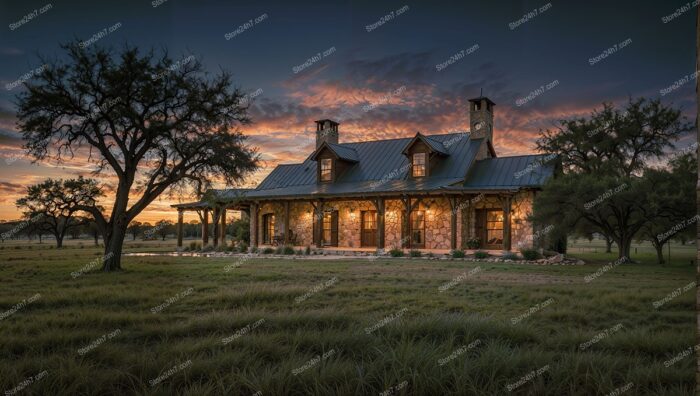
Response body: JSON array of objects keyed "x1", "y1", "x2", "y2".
[
  {"x1": 177, "y1": 208, "x2": 184, "y2": 248},
  {"x1": 220, "y1": 207, "x2": 227, "y2": 246},
  {"x1": 448, "y1": 196, "x2": 458, "y2": 251},
  {"x1": 250, "y1": 203, "x2": 258, "y2": 248},
  {"x1": 212, "y1": 206, "x2": 220, "y2": 247},
  {"x1": 284, "y1": 200, "x2": 290, "y2": 245},
  {"x1": 376, "y1": 197, "x2": 385, "y2": 250},
  {"x1": 502, "y1": 195, "x2": 512, "y2": 251},
  {"x1": 202, "y1": 208, "x2": 209, "y2": 245},
  {"x1": 402, "y1": 196, "x2": 412, "y2": 249}
]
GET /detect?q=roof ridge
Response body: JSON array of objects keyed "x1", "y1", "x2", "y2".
[
  {"x1": 338, "y1": 131, "x2": 470, "y2": 146},
  {"x1": 482, "y1": 153, "x2": 548, "y2": 159}
]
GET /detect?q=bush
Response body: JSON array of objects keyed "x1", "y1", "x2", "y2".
[
  {"x1": 452, "y1": 249, "x2": 465, "y2": 258},
  {"x1": 262, "y1": 247, "x2": 275, "y2": 254},
  {"x1": 474, "y1": 250, "x2": 489, "y2": 259},
  {"x1": 409, "y1": 250, "x2": 422, "y2": 257},
  {"x1": 201, "y1": 245, "x2": 215, "y2": 252},
  {"x1": 520, "y1": 248, "x2": 541, "y2": 260},
  {"x1": 305, "y1": 246, "x2": 311, "y2": 255},
  {"x1": 250, "y1": 246, "x2": 258, "y2": 253},
  {"x1": 502, "y1": 252, "x2": 519, "y2": 260},
  {"x1": 389, "y1": 248, "x2": 404, "y2": 257},
  {"x1": 466, "y1": 238, "x2": 481, "y2": 249},
  {"x1": 188, "y1": 241, "x2": 199, "y2": 251},
  {"x1": 295, "y1": 249, "x2": 304, "y2": 255},
  {"x1": 282, "y1": 245, "x2": 295, "y2": 255},
  {"x1": 238, "y1": 242, "x2": 248, "y2": 253}
]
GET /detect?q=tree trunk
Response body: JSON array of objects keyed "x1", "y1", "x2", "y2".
[
  {"x1": 604, "y1": 235, "x2": 613, "y2": 253},
  {"x1": 102, "y1": 223, "x2": 127, "y2": 272},
  {"x1": 653, "y1": 241, "x2": 665, "y2": 265},
  {"x1": 616, "y1": 236, "x2": 632, "y2": 262},
  {"x1": 93, "y1": 231, "x2": 99, "y2": 247},
  {"x1": 56, "y1": 234, "x2": 63, "y2": 248}
]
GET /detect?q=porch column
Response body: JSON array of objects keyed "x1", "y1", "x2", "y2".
[
  {"x1": 250, "y1": 203, "x2": 259, "y2": 248},
  {"x1": 283, "y1": 201, "x2": 290, "y2": 245},
  {"x1": 375, "y1": 198, "x2": 385, "y2": 250},
  {"x1": 448, "y1": 196, "x2": 459, "y2": 251},
  {"x1": 212, "y1": 207, "x2": 220, "y2": 247},
  {"x1": 220, "y1": 207, "x2": 227, "y2": 246},
  {"x1": 401, "y1": 196, "x2": 412, "y2": 249},
  {"x1": 502, "y1": 195, "x2": 512, "y2": 251},
  {"x1": 177, "y1": 208, "x2": 184, "y2": 248},
  {"x1": 202, "y1": 208, "x2": 209, "y2": 245}
]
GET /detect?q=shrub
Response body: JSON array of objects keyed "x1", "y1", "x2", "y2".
[
  {"x1": 409, "y1": 250, "x2": 422, "y2": 257},
  {"x1": 282, "y1": 245, "x2": 295, "y2": 255},
  {"x1": 452, "y1": 249, "x2": 465, "y2": 258},
  {"x1": 201, "y1": 245, "x2": 215, "y2": 252},
  {"x1": 466, "y1": 238, "x2": 481, "y2": 249},
  {"x1": 189, "y1": 241, "x2": 198, "y2": 251},
  {"x1": 305, "y1": 246, "x2": 311, "y2": 255},
  {"x1": 520, "y1": 248, "x2": 541, "y2": 260},
  {"x1": 501, "y1": 252, "x2": 519, "y2": 260},
  {"x1": 389, "y1": 248, "x2": 404, "y2": 257},
  {"x1": 250, "y1": 246, "x2": 258, "y2": 253},
  {"x1": 295, "y1": 249, "x2": 304, "y2": 255},
  {"x1": 474, "y1": 250, "x2": 489, "y2": 259},
  {"x1": 238, "y1": 242, "x2": 248, "y2": 253},
  {"x1": 262, "y1": 247, "x2": 275, "y2": 254}
]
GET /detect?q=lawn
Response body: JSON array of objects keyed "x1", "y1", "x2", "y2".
[{"x1": 0, "y1": 240, "x2": 695, "y2": 395}]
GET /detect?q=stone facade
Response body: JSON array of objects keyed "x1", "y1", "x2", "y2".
[{"x1": 252, "y1": 192, "x2": 536, "y2": 251}]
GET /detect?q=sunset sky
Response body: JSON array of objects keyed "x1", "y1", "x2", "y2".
[{"x1": 0, "y1": 0, "x2": 696, "y2": 223}]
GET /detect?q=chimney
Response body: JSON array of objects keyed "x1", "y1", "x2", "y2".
[
  {"x1": 468, "y1": 96, "x2": 495, "y2": 143},
  {"x1": 315, "y1": 119, "x2": 339, "y2": 149}
]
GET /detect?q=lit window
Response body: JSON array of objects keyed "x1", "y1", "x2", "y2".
[
  {"x1": 412, "y1": 153, "x2": 426, "y2": 177},
  {"x1": 320, "y1": 158, "x2": 332, "y2": 181}
]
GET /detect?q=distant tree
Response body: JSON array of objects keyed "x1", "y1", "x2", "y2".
[
  {"x1": 534, "y1": 98, "x2": 692, "y2": 261},
  {"x1": 231, "y1": 217, "x2": 250, "y2": 243},
  {"x1": 15, "y1": 177, "x2": 102, "y2": 248},
  {"x1": 127, "y1": 221, "x2": 143, "y2": 241},
  {"x1": 17, "y1": 42, "x2": 259, "y2": 271},
  {"x1": 637, "y1": 153, "x2": 696, "y2": 264},
  {"x1": 154, "y1": 220, "x2": 174, "y2": 241}
]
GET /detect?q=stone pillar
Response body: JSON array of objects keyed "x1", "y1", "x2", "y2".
[
  {"x1": 402, "y1": 197, "x2": 412, "y2": 249},
  {"x1": 284, "y1": 201, "x2": 290, "y2": 245},
  {"x1": 212, "y1": 207, "x2": 220, "y2": 247},
  {"x1": 177, "y1": 209, "x2": 184, "y2": 248},
  {"x1": 250, "y1": 203, "x2": 258, "y2": 248},
  {"x1": 220, "y1": 207, "x2": 227, "y2": 246},
  {"x1": 502, "y1": 195, "x2": 512, "y2": 251},
  {"x1": 202, "y1": 208, "x2": 209, "y2": 245}
]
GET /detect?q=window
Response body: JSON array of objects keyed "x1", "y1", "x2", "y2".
[
  {"x1": 412, "y1": 152, "x2": 426, "y2": 177},
  {"x1": 263, "y1": 214, "x2": 275, "y2": 244},
  {"x1": 322, "y1": 212, "x2": 332, "y2": 245},
  {"x1": 320, "y1": 158, "x2": 332, "y2": 181},
  {"x1": 485, "y1": 210, "x2": 504, "y2": 247}
]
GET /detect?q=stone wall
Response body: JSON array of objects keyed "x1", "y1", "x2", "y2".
[{"x1": 511, "y1": 190, "x2": 535, "y2": 249}]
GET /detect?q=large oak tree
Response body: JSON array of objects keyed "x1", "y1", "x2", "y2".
[{"x1": 17, "y1": 43, "x2": 259, "y2": 271}]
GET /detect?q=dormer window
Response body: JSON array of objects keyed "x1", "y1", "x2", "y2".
[
  {"x1": 412, "y1": 152, "x2": 426, "y2": 177},
  {"x1": 320, "y1": 158, "x2": 333, "y2": 182}
]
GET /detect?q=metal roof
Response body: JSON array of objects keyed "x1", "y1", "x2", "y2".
[
  {"x1": 459, "y1": 154, "x2": 557, "y2": 189},
  {"x1": 171, "y1": 133, "x2": 555, "y2": 207}
]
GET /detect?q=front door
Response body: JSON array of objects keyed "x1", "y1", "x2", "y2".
[
  {"x1": 321, "y1": 211, "x2": 338, "y2": 247},
  {"x1": 262, "y1": 213, "x2": 275, "y2": 245},
  {"x1": 361, "y1": 210, "x2": 377, "y2": 247},
  {"x1": 410, "y1": 210, "x2": 426, "y2": 249}
]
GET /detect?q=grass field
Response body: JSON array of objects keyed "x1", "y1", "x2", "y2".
[{"x1": 0, "y1": 239, "x2": 696, "y2": 395}]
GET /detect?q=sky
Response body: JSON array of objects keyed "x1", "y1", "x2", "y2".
[{"x1": 0, "y1": 0, "x2": 696, "y2": 223}]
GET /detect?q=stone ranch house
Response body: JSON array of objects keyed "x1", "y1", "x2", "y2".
[{"x1": 172, "y1": 96, "x2": 557, "y2": 253}]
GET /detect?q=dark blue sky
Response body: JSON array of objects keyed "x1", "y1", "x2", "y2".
[{"x1": 0, "y1": 0, "x2": 696, "y2": 220}]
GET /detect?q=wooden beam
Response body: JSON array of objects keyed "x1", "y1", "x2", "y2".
[
  {"x1": 250, "y1": 203, "x2": 258, "y2": 248},
  {"x1": 283, "y1": 201, "x2": 290, "y2": 245},
  {"x1": 202, "y1": 208, "x2": 209, "y2": 245},
  {"x1": 220, "y1": 208, "x2": 227, "y2": 246},
  {"x1": 372, "y1": 197, "x2": 386, "y2": 250},
  {"x1": 502, "y1": 195, "x2": 512, "y2": 251},
  {"x1": 212, "y1": 207, "x2": 220, "y2": 247},
  {"x1": 177, "y1": 209, "x2": 184, "y2": 248}
]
